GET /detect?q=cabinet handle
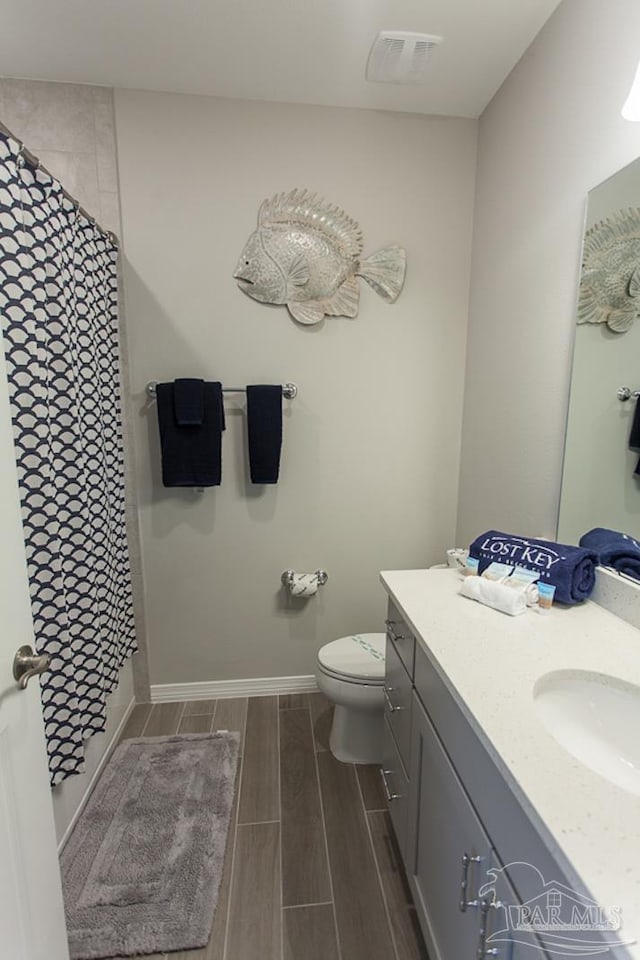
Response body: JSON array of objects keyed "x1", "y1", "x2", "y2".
[
  {"x1": 379, "y1": 767, "x2": 401, "y2": 802},
  {"x1": 459, "y1": 852, "x2": 482, "y2": 912},
  {"x1": 383, "y1": 686, "x2": 404, "y2": 713},
  {"x1": 476, "y1": 897, "x2": 502, "y2": 958},
  {"x1": 385, "y1": 619, "x2": 411, "y2": 644}
]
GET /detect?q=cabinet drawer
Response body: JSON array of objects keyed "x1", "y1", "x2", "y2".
[
  {"x1": 382, "y1": 717, "x2": 410, "y2": 860},
  {"x1": 384, "y1": 637, "x2": 412, "y2": 772},
  {"x1": 386, "y1": 601, "x2": 415, "y2": 678}
]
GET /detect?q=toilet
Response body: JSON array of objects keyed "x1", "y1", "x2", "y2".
[{"x1": 315, "y1": 633, "x2": 386, "y2": 764}]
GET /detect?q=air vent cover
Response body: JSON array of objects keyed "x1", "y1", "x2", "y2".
[{"x1": 366, "y1": 31, "x2": 443, "y2": 85}]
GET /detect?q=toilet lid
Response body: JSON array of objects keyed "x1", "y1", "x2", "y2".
[{"x1": 318, "y1": 633, "x2": 386, "y2": 682}]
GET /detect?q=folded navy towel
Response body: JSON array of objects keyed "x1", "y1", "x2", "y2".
[
  {"x1": 579, "y1": 527, "x2": 640, "y2": 582},
  {"x1": 246, "y1": 385, "x2": 283, "y2": 484},
  {"x1": 156, "y1": 380, "x2": 225, "y2": 487},
  {"x1": 173, "y1": 378, "x2": 204, "y2": 425},
  {"x1": 469, "y1": 530, "x2": 597, "y2": 604}
]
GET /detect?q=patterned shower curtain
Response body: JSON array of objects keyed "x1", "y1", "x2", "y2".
[{"x1": 0, "y1": 132, "x2": 137, "y2": 786}]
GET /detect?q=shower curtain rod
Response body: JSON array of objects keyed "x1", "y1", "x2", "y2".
[{"x1": 0, "y1": 120, "x2": 119, "y2": 248}]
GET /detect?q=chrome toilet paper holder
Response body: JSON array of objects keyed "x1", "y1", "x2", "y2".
[{"x1": 281, "y1": 569, "x2": 329, "y2": 589}]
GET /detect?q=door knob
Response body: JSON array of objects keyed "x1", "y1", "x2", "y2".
[{"x1": 13, "y1": 645, "x2": 51, "y2": 690}]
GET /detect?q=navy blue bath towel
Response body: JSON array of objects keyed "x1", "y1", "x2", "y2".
[
  {"x1": 246, "y1": 385, "x2": 283, "y2": 484},
  {"x1": 579, "y1": 527, "x2": 640, "y2": 583},
  {"x1": 156, "y1": 379, "x2": 225, "y2": 487},
  {"x1": 469, "y1": 530, "x2": 597, "y2": 604}
]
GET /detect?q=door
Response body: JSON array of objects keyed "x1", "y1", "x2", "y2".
[
  {"x1": 0, "y1": 351, "x2": 70, "y2": 959},
  {"x1": 407, "y1": 691, "x2": 492, "y2": 960}
]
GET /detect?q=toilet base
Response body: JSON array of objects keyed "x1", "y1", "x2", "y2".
[{"x1": 329, "y1": 703, "x2": 384, "y2": 764}]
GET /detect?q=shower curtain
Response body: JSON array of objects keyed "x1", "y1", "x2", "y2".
[{"x1": 0, "y1": 132, "x2": 137, "y2": 785}]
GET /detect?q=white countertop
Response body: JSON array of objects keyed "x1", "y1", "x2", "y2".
[{"x1": 380, "y1": 567, "x2": 640, "y2": 957}]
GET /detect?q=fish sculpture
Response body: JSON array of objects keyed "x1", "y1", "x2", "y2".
[
  {"x1": 578, "y1": 207, "x2": 640, "y2": 333},
  {"x1": 233, "y1": 189, "x2": 406, "y2": 325}
]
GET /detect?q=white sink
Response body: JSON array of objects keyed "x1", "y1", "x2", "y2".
[{"x1": 533, "y1": 669, "x2": 640, "y2": 796}]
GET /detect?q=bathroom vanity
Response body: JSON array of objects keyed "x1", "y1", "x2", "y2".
[{"x1": 380, "y1": 567, "x2": 640, "y2": 960}]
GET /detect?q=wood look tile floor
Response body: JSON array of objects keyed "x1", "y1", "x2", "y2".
[{"x1": 115, "y1": 694, "x2": 428, "y2": 960}]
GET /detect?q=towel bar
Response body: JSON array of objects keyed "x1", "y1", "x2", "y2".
[{"x1": 146, "y1": 381, "x2": 297, "y2": 400}]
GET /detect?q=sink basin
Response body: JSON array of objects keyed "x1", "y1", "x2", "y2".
[{"x1": 533, "y1": 669, "x2": 640, "y2": 795}]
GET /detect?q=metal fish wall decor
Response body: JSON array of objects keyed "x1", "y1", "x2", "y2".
[
  {"x1": 233, "y1": 189, "x2": 407, "y2": 325},
  {"x1": 578, "y1": 208, "x2": 640, "y2": 333}
]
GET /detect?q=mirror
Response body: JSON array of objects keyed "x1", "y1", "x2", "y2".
[{"x1": 558, "y1": 157, "x2": 640, "y2": 546}]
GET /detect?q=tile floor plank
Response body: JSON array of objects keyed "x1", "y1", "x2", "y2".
[
  {"x1": 368, "y1": 811, "x2": 429, "y2": 959},
  {"x1": 179, "y1": 714, "x2": 213, "y2": 734},
  {"x1": 238, "y1": 697, "x2": 279, "y2": 824},
  {"x1": 225, "y1": 822, "x2": 281, "y2": 960},
  {"x1": 213, "y1": 697, "x2": 248, "y2": 754},
  {"x1": 183, "y1": 699, "x2": 217, "y2": 717},
  {"x1": 279, "y1": 693, "x2": 308, "y2": 710},
  {"x1": 280, "y1": 708, "x2": 331, "y2": 906},
  {"x1": 308, "y1": 692, "x2": 332, "y2": 753},
  {"x1": 283, "y1": 904, "x2": 339, "y2": 960},
  {"x1": 143, "y1": 701, "x2": 185, "y2": 737},
  {"x1": 318, "y1": 752, "x2": 396, "y2": 960},
  {"x1": 356, "y1": 764, "x2": 387, "y2": 811},
  {"x1": 202, "y1": 762, "x2": 242, "y2": 960},
  {"x1": 117, "y1": 702, "x2": 152, "y2": 741}
]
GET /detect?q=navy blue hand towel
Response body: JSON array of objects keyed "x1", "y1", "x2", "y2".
[
  {"x1": 246, "y1": 385, "x2": 283, "y2": 484},
  {"x1": 156, "y1": 380, "x2": 225, "y2": 487},
  {"x1": 579, "y1": 527, "x2": 640, "y2": 582},
  {"x1": 469, "y1": 530, "x2": 597, "y2": 604},
  {"x1": 173, "y1": 378, "x2": 204, "y2": 425}
]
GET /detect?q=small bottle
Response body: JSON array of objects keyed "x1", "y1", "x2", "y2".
[
  {"x1": 537, "y1": 582, "x2": 556, "y2": 614},
  {"x1": 464, "y1": 557, "x2": 479, "y2": 577}
]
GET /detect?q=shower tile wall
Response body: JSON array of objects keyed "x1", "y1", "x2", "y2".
[
  {"x1": 0, "y1": 77, "x2": 151, "y2": 837},
  {"x1": 0, "y1": 79, "x2": 120, "y2": 233}
]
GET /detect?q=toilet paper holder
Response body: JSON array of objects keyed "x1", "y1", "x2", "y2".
[{"x1": 281, "y1": 569, "x2": 329, "y2": 589}]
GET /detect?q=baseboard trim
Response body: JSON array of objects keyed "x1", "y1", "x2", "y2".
[
  {"x1": 56, "y1": 696, "x2": 136, "y2": 853},
  {"x1": 150, "y1": 674, "x2": 319, "y2": 703}
]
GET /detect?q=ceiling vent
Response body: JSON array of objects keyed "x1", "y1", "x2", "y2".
[{"x1": 366, "y1": 31, "x2": 443, "y2": 85}]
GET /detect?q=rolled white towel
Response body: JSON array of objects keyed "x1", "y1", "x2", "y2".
[{"x1": 459, "y1": 576, "x2": 527, "y2": 616}]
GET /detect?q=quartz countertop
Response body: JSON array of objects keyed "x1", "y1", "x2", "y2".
[{"x1": 380, "y1": 567, "x2": 640, "y2": 957}]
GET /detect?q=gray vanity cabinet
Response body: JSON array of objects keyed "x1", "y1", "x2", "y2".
[
  {"x1": 383, "y1": 596, "x2": 553, "y2": 960},
  {"x1": 407, "y1": 691, "x2": 497, "y2": 960}
]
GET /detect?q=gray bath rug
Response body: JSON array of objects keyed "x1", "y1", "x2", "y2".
[{"x1": 60, "y1": 732, "x2": 239, "y2": 959}]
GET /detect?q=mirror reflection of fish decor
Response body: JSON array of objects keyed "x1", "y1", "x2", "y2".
[
  {"x1": 233, "y1": 189, "x2": 407, "y2": 325},
  {"x1": 578, "y1": 207, "x2": 640, "y2": 333}
]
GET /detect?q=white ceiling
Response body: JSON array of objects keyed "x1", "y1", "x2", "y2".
[{"x1": 0, "y1": 0, "x2": 562, "y2": 118}]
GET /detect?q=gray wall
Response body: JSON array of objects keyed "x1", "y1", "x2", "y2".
[
  {"x1": 456, "y1": 0, "x2": 640, "y2": 547},
  {"x1": 114, "y1": 90, "x2": 477, "y2": 686}
]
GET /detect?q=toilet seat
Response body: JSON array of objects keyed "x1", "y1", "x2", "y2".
[{"x1": 317, "y1": 633, "x2": 385, "y2": 685}]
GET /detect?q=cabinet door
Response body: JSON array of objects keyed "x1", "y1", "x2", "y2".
[
  {"x1": 478, "y1": 851, "x2": 548, "y2": 960},
  {"x1": 408, "y1": 691, "x2": 492, "y2": 960}
]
